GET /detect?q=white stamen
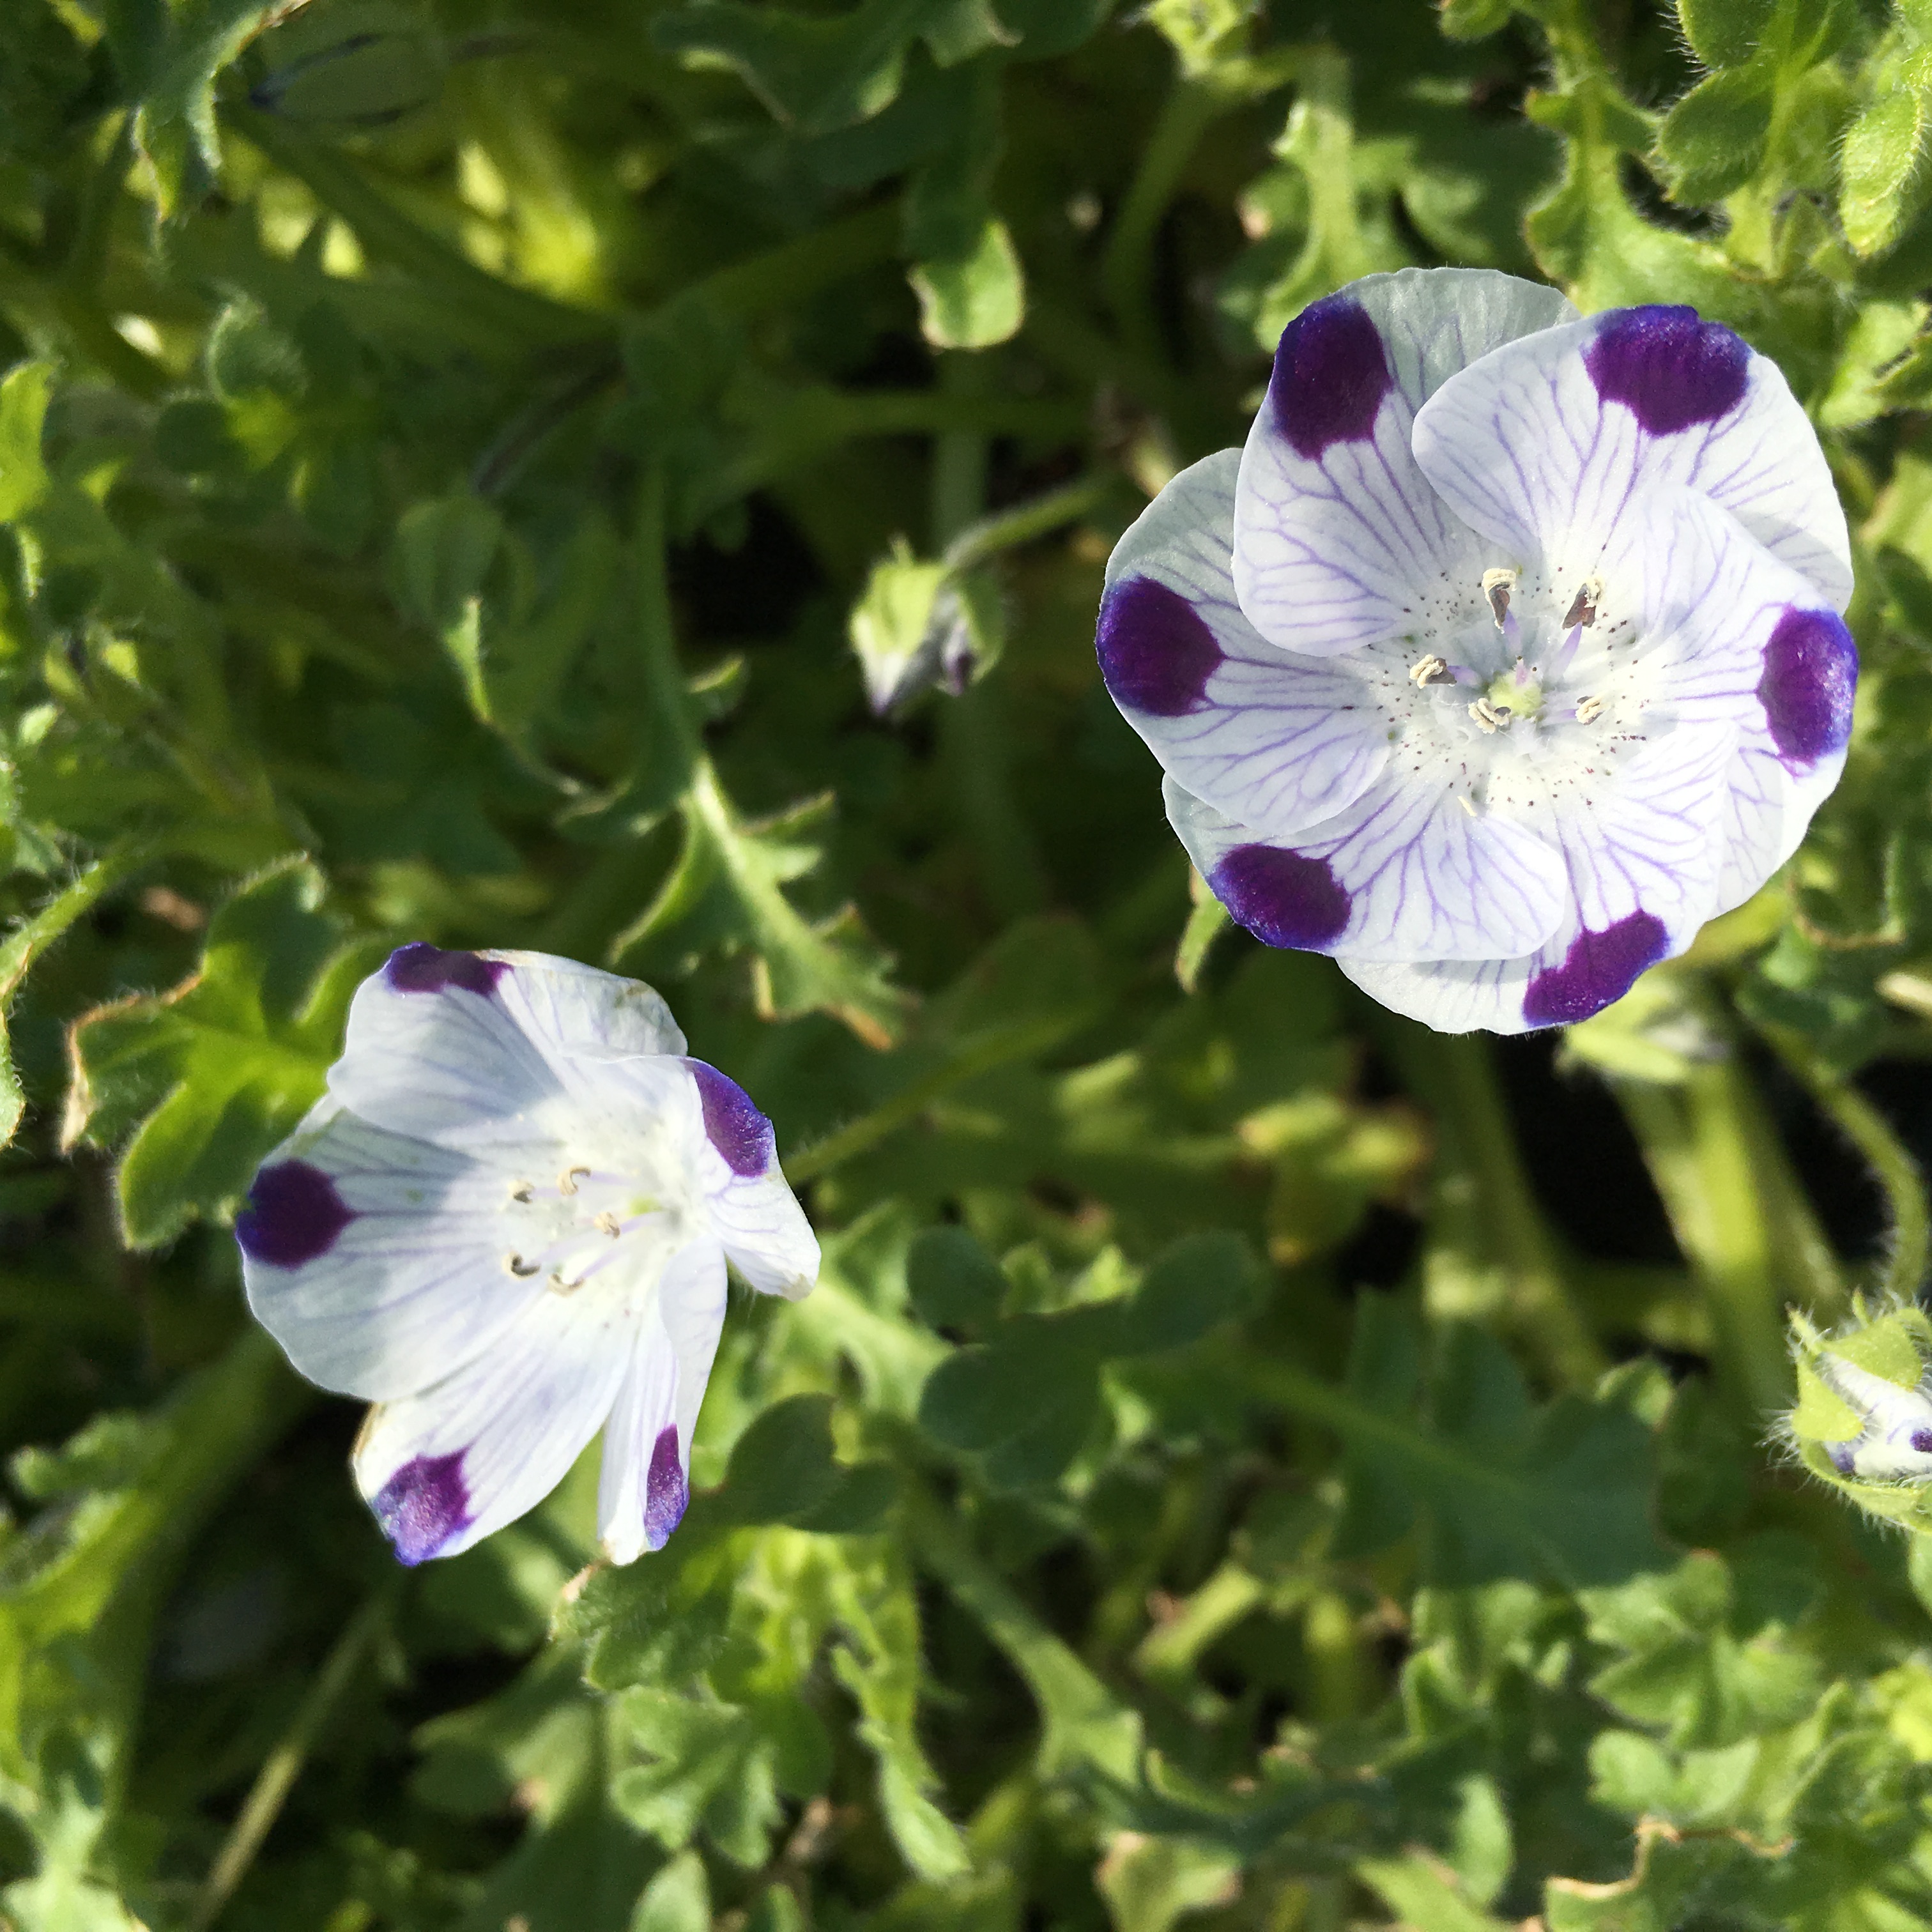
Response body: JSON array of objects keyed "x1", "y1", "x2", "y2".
[
  {"x1": 1574, "y1": 695, "x2": 1605, "y2": 724},
  {"x1": 549, "y1": 1269, "x2": 584, "y2": 1295},
  {"x1": 558, "y1": 1166, "x2": 589, "y2": 1196},
  {"x1": 1410, "y1": 654, "x2": 1448, "y2": 687},
  {"x1": 505, "y1": 1252, "x2": 540, "y2": 1277},
  {"x1": 509, "y1": 1181, "x2": 534, "y2": 1204},
  {"x1": 1469, "y1": 698, "x2": 1510, "y2": 733},
  {"x1": 595, "y1": 1211, "x2": 622, "y2": 1238},
  {"x1": 1482, "y1": 567, "x2": 1517, "y2": 631}
]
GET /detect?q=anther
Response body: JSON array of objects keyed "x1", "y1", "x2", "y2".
[
  {"x1": 558, "y1": 1166, "x2": 590, "y2": 1196},
  {"x1": 595, "y1": 1211, "x2": 621, "y2": 1238},
  {"x1": 1482, "y1": 567, "x2": 1517, "y2": 631},
  {"x1": 1409, "y1": 654, "x2": 1448, "y2": 687},
  {"x1": 509, "y1": 1181, "x2": 534, "y2": 1204},
  {"x1": 549, "y1": 1269, "x2": 584, "y2": 1296},
  {"x1": 1561, "y1": 576, "x2": 1603, "y2": 630},
  {"x1": 1574, "y1": 695, "x2": 1606, "y2": 724},
  {"x1": 505, "y1": 1252, "x2": 541, "y2": 1277},
  {"x1": 1469, "y1": 698, "x2": 1510, "y2": 733}
]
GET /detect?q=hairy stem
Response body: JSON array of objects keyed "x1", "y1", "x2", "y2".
[
  {"x1": 1615, "y1": 1060, "x2": 1790, "y2": 1421},
  {"x1": 1765, "y1": 1028, "x2": 1928, "y2": 1308}
]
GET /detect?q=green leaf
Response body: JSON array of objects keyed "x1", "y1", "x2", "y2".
[
  {"x1": 653, "y1": 0, "x2": 1009, "y2": 135},
  {"x1": 1267, "y1": 1301, "x2": 1673, "y2": 1588},
  {"x1": 1657, "y1": 66, "x2": 1775, "y2": 203},
  {"x1": 616, "y1": 762, "x2": 912, "y2": 1048},
  {"x1": 714, "y1": 1393, "x2": 893, "y2": 1533},
  {"x1": 631, "y1": 1851, "x2": 710, "y2": 1932},
  {"x1": 128, "y1": 1, "x2": 279, "y2": 218},
  {"x1": 907, "y1": 1225, "x2": 1007, "y2": 1332},
  {"x1": 1676, "y1": 0, "x2": 1778, "y2": 70},
  {"x1": 911, "y1": 217, "x2": 1025, "y2": 349},
  {"x1": 61, "y1": 855, "x2": 382, "y2": 1247},
  {"x1": 0, "y1": 360, "x2": 54, "y2": 523},
  {"x1": 615, "y1": 1689, "x2": 818, "y2": 1865},
  {"x1": 1841, "y1": 65, "x2": 1932, "y2": 257}
]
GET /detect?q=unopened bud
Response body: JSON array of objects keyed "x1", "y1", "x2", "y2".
[
  {"x1": 848, "y1": 544, "x2": 1002, "y2": 715},
  {"x1": 1785, "y1": 1303, "x2": 1932, "y2": 1529}
]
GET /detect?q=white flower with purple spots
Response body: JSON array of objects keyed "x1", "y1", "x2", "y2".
[
  {"x1": 237, "y1": 944, "x2": 818, "y2": 1565},
  {"x1": 1096, "y1": 268, "x2": 1857, "y2": 1032}
]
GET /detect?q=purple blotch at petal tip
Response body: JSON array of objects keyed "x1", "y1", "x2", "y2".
[
  {"x1": 385, "y1": 942, "x2": 507, "y2": 997},
  {"x1": 1828, "y1": 1440, "x2": 1857, "y2": 1475},
  {"x1": 1522, "y1": 912, "x2": 1669, "y2": 1028},
  {"x1": 1211, "y1": 844, "x2": 1352, "y2": 951},
  {"x1": 1759, "y1": 607, "x2": 1857, "y2": 767},
  {"x1": 1913, "y1": 1429, "x2": 1932, "y2": 1455},
  {"x1": 689, "y1": 1060, "x2": 774, "y2": 1177},
  {"x1": 1096, "y1": 576, "x2": 1222, "y2": 718},
  {"x1": 643, "y1": 1425, "x2": 688, "y2": 1551},
  {"x1": 1584, "y1": 306, "x2": 1750, "y2": 436},
  {"x1": 372, "y1": 1452, "x2": 471, "y2": 1565},
  {"x1": 236, "y1": 1160, "x2": 354, "y2": 1267},
  {"x1": 1268, "y1": 295, "x2": 1392, "y2": 460}
]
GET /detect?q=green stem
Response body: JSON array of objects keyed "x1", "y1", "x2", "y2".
[
  {"x1": 1765, "y1": 1029, "x2": 1928, "y2": 1308},
  {"x1": 1615, "y1": 1062, "x2": 1790, "y2": 1420},
  {"x1": 942, "y1": 473, "x2": 1117, "y2": 574},
  {"x1": 1376, "y1": 1020, "x2": 1604, "y2": 1390},
  {"x1": 190, "y1": 1588, "x2": 394, "y2": 1931},
  {"x1": 1101, "y1": 73, "x2": 1232, "y2": 368},
  {"x1": 632, "y1": 464, "x2": 702, "y2": 780}
]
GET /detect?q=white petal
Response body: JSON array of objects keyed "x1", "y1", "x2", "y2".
[
  {"x1": 1166, "y1": 774, "x2": 1565, "y2": 965},
  {"x1": 240, "y1": 1105, "x2": 549, "y2": 1402},
  {"x1": 1232, "y1": 268, "x2": 1578, "y2": 656},
  {"x1": 328, "y1": 946, "x2": 687, "y2": 1151},
  {"x1": 597, "y1": 1237, "x2": 728, "y2": 1565},
  {"x1": 1412, "y1": 305, "x2": 1852, "y2": 614},
  {"x1": 684, "y1": 1061, "x2": 820, "y2": 1300},
  {"x1": 1338, "y1": 724, "x2": 1740, "y2": 1033},
  {"x1": 1098, "y1": 450, "x2": 1389, "y2": 837},
  {"x1": 352, "y1": 1278, "x2": 636, "y2": 1563}
]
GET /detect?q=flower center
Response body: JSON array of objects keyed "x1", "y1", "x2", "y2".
[{"x1": 500, "y1": 1161, "x2": 691, "y2": 1301}]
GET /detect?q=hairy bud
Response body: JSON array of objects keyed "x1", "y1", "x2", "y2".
[{"x1": 1785, "y1": 1301, "x2": 1932, "y2": 1529}]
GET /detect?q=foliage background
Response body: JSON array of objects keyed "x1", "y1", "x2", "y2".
[{"x1": 7, "y1": 0, "x2": 1932, "y2": 1926}]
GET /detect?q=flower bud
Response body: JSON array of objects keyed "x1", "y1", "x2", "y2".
[
  {"x1": 1786, "y1": 1303, "x2": 1932, "y2": 1529},
  {"x1": 848, "y1": 543, "x2": 1002, "y2": 714}
]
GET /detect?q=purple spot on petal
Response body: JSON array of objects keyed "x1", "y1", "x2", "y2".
[
  {"x1": 1096, "y1": 575, "x2": 1222, "y2": 717},
  {"x1": 1268, "y1": 295, "x2": 1391, "y2": 459},
  {"x1": 1758, "y1": 606, "x2": 1857, "y2": 768},
  {"x1": 1584, "y1": 306, "x2": 1750, "y2": 436},
  {"x1": 371, "y1": 1452, "x2": 470, "y2": 1565},
  {"x1": 385, "y1": 942, "x2": 506, "y2": 997},
  {"x1": 1828, "y1": 1439, "x2": 1857, "y2": 1475},
  {"x1": 644, "y1": 1425, "x2": 687, "y2": 1551},
  {"x1": 688, "y1": 1060, "x2": 774, "y2": 1177},
  {"x1": 1522, "y1": 912, "x2": 1670, "y2": 1027},
  {"x1": 236, "y1": 1160, "x2": 353, "y2": 1267},
  {"x1": 1912, "y1": 1430, "x2": 1932, "y2": 1455},
  {"x1": 1211, "y1": 844, "x2": 1352, "y2": 951}
]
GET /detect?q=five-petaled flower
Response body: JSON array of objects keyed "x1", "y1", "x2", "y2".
[
  {"x1": 1096, "y1": 268, "x2": 1857, "y2": 1032},
  {"x1": 238, "y1": 944, "x2": 818, "y2": 1565}
]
